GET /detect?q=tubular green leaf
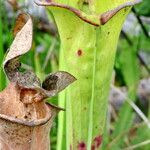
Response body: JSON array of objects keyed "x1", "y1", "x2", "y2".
[{"x1": 41, "y1": 0, "x2": 142, "y2": 149}]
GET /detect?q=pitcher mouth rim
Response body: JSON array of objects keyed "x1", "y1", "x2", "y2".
[
  {"x1": 35, "y1": 0, "x2": 142, "y2": 26},
  {"x1": 0, "y1": 103, "x2": 60, "y2": 127}
]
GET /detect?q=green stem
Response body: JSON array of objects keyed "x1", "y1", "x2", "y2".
[{"x1": 87, "y1": 34, "x2": 97, "y2": 149}]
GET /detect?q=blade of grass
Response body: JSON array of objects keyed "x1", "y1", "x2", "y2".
[
  {"x1": 43, "y1": 38, "x2": 56, "y2": 70},
  {"x1": 122, "y1": 139, "x2": 150, "y2": 150},
  {"x1": 111, "y1": 85, "x2": 150, "y2": 128},
  {"x1": 107, "y1": 122, "x2": 145, "y2": 149},
  {"x1": 34, "y1": 53, "x2": 45, "y2": 81},
  {"x1": 0, "y1": 0, "x2": 6, "y2": 91}
]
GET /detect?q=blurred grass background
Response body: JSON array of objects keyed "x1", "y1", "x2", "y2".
[{"x1": 0, "y1": 0, "x2": 150, "y2": 149}]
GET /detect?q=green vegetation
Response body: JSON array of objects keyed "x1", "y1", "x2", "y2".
[{"x1": 0, "y1": 0, "x2": 150, "y2": 149}]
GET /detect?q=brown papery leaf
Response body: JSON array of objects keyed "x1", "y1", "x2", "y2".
[
  {"x1": 0, "y1": 13, "x2": 76, "y2": 150},
  {"x1": 4, "y1": 13, "x2": 32, "y2": 65},
  {"x1": 42, "y1": 71, "x2": 76, "y2": 97},
  {"x1": 4, "y1": 13, "x2": 33, "y2": 82},
  {"x1": 3, "y1": 12, "x2": 76, "y2": 95},
  {"x1": 13, "y1": 13, "x2": 30, "y2": 37}
]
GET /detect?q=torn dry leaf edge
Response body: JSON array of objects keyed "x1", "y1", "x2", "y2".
[
  {"x1": 35, "y1": 0, "x2": 142, "y2": 26},
  {"x1": 3, "y1": 12, "x2": 76, "y2": 96},
  {"x1": 0, "y1": 12, "x2": 76, "y2": 150},
  {"x1": 0, "y1": 12, "x2": 76, "y2": 129}
]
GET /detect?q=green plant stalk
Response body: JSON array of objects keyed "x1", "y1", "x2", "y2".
[
  {"x1": 0, "y1": 0, "x2": 5, "y2": 91},
  {"x1": 39, "y1": 0, "x2": 141, "y2": 149},
  {"x1": 34, "y1": 53, "x2": 45, "y2": 81}
]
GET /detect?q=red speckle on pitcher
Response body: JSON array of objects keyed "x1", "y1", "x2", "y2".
[
  {"x1": 91, "y1": 135, "x2": 103, "y2": 150},
  {"x1": 78, "y1": 142, "x2": 86, "y2": 150},
  {"x1": 77, "y1": 49, "x2": 82, "y2": 56}
]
